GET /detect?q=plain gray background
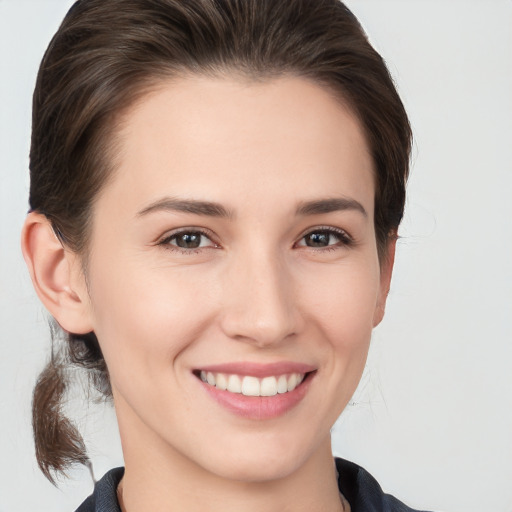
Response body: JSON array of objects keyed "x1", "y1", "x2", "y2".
[{"x1": 1, "y1": 1, "x2": 511, "y2": 511}]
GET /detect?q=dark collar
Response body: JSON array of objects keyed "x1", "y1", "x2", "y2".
[
  {"x1": 335, "y1": 458, "x2": 431, "y2": 512},
  {"x1": 75, "y1": 467, "x2": 123, "y2": 512}
]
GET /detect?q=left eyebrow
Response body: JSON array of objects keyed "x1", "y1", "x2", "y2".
[{"x1": 295, "y1": 197, "x2": 368, "y2": 217}]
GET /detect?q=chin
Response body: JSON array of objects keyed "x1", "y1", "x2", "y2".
[
  {"x1": 208, "y1": 453, "x2": 305, "y2": 483},
  {"x1": 187, "y1": 430, "x2": 324, "y2": 484}
]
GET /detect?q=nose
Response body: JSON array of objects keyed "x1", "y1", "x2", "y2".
[{"x1": 219, "y1": 247, "x2": 302, "y2": 347}]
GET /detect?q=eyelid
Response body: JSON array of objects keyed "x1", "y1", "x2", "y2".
[
  {"x1": 156, "y1": 226, "x2": 219, "y2": 249},
  {"x1": 295, "y1": 225, "x2": 354, "y2": 247},
  {"x1": 154, "y1": 224, "x2": 353, "y2": 253}
]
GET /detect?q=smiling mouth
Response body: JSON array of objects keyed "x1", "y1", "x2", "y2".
[{"x1": 194, "y1": 370, "x2": 313, "y2": 397}]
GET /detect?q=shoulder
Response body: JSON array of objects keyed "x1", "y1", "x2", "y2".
[
  {"x1": 335, "y1": 458, "x2": 435, "y2": 512},
  {"x1": 75, "y1": 467, "x2": 124, "y2": 512}
]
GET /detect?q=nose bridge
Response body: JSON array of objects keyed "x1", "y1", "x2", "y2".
[{"x1": 220, "y1": 244, "x2": 300, "y2": 346}]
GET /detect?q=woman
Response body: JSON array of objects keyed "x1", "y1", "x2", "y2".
[{"x1": 21, "y1": 0, "x2": 429, "y2": 510}]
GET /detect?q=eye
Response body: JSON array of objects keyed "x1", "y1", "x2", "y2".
[
  {"x1": 158, "y1": 229, "x2": 218, "y2": 252},
  {"x1": 296, "y1": 227, "x2": 353, "y2": 249}
]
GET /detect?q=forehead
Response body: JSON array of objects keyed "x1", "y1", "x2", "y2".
[{"x1": 101, "y1": 75, "x2": 375, "y2": 217}]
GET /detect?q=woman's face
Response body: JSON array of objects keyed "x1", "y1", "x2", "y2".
[{"x1": 79, "y1": 75, "x2": 393, "y2": 481}]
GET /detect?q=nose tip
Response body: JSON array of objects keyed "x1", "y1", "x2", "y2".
[
  {"x1": 227, "y1": 306, "x2": 297, "y2": 348},
  {"x1": 219, "y1": 255, "x2": 301, "y2": 347}
]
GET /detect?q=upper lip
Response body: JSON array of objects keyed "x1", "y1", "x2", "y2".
[{"x1": 194, "y1": 361, "x2": 316, "y2": 378}]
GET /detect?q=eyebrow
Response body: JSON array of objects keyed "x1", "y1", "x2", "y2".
[
  {"x1": 295, "y1": 197, "x2": 367, "y2": 217},
  {"x1": 137, "y1": 197, "x2": 233, "y2": 218},
  {"x1": 137, "y1": 196, "x2": 367, "y2": 219}
]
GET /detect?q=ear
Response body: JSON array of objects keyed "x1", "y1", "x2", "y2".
[
  {"x1": 373, "y1": 236, "x2": 397, "y2": 327},
  {"x1": 21, "y1": 212, "x2": 93, "y2": 334}
]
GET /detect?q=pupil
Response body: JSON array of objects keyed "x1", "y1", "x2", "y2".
[
  {"x1": 307, "y1": 232, "x2": 329, "y2": 247},
  {"x1": 177, "y1": 233, "x2": 201, "y2": 248}
]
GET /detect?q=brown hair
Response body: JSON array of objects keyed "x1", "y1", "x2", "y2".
[{"x1": 29, "y1": 0, "x2": 412, "y2": 483}]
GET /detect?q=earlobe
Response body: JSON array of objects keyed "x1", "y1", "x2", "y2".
[
  {"x1": 21, "y1": 212, "x2": 93, "y2": 334},
  {"x1": 373, "y1": 237, "x2": 397, "y2": 327}
]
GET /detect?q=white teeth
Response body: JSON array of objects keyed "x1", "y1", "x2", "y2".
[
  {"x1": 241, "y1": 376, "x2": 260, "y2": 396},
  {"x1": 287, "y1": 373, "x2": 298, "y2": 392},
  {"x1": 199, "y1": 371, "x2": 306, "y2": 396},
  {"x1": 216, "y1": 373, "x2": 228, "y2": 390},
  {"x1": 260, "y1": 376, "x2": 278, "y2": 396},
  {"x1": 227, "y1": 374, "x2": 242, "y2": 393},
  {"x1": 277, "y1": 375, "x2": 288, "y2": 394}
]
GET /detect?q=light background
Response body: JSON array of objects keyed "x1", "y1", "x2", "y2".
[{"x1": 1, "y1": 1, "x2": 511, "y2": 511}]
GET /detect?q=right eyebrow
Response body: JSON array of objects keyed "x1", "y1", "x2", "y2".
[{"x1": 136, "y1": 197, "x2": 234, "y2": 219}]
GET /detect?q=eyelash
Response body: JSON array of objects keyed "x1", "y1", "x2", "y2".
[
  {"x1": 296, "y1": 226, "x2": 354, "y2": 251},
  {"x1": 158, "y1": 228, "x2": 218, "y2": 255},
  {"x1": 157, "y1": 226, "x2": 354, "y2": 254}
]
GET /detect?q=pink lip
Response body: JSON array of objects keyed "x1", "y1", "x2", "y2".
[
  {"x1": 194, "y1": 362, "x2": 316, "y2": 420},
  {"x1": 195, "y1": 361, "x2": 316, "y2": 378}
]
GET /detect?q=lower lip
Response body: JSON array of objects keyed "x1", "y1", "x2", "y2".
[{"x1": 198, "y1": 373, "x2": 314, "y2": 420}]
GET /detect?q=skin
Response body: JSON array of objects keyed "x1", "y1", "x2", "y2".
[{"x1": 22, "y1": 75, "x2": 395, "y2": 512}]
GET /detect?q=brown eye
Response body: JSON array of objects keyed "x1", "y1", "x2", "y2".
[
  {"x1": 159, "y1": 230, "x2": 217, "y2": 251},
  {"x1": 297, "y1": 228, "x2": 352, "y2": 249},
  {"x1": 174, "y1": 232, "x2": 204, "y2": 249},
  {"x1": 304, "y1": 232, "x2": 331, "y2": 247}
]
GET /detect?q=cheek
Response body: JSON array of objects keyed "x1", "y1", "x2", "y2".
[
  {"x1": 290, "y1": 260, "x2": 380, "y2": 427},
  {"x1": 86, "y1": 254, "x2": 216, "y2": 386},
  {"x1": 303, "y1": 259, "x2": 380, "y2": 340},
  {"x1": 300, "y1": 257, "x2": 380, "y2": 387}
]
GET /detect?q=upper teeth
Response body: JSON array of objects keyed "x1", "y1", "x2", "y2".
[{"x1": 199, "y1": 371, "x2": 305, "y2": 396}]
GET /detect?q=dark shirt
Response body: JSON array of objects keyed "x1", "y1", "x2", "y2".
[{"x1": 75, "y1": 458, "x2": 433, "y2": 512}]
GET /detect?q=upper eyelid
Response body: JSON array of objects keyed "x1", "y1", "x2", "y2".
[
  {"x1": 297, "y1": 225, "x2": 353, "y2": 241},
  {"x1": 156, "y1": 224, "x2": 353, "y2": 248},
  {"x1": 157, "y1": 226, "x2": 216, "y2": 243}
]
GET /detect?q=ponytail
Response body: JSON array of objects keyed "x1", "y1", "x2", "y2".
[{"x1": 32, "y1": 322, "x2": 110, "y2": 483}]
